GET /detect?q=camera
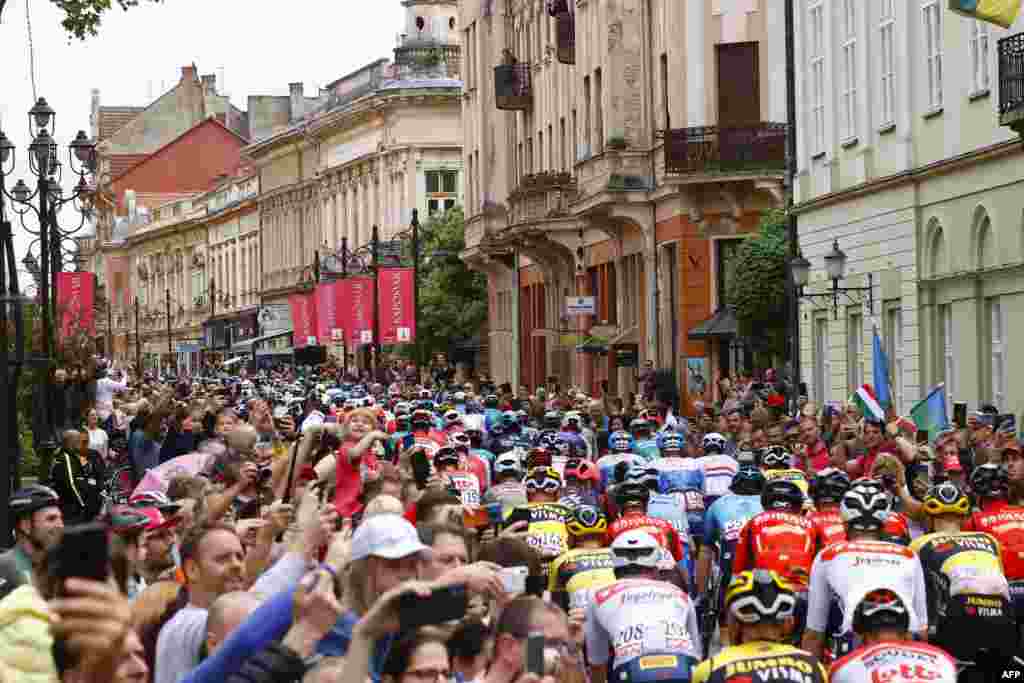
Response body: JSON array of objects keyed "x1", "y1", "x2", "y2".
[{"x1": 258, "y1": 466, "x2": 274, "y2": 483}]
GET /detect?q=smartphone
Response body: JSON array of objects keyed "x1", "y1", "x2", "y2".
[
  {"x1": 463, "y1": 507, "x2": 491, "y2": 530},
  {"x1": 524, "y1": 633, "x2": 546, "y2": 676},
  {"x1": 398, "y1": 584, "x2": 468, "y2": 630},
  {"x1": 998, "y1": 414, "x2": 1017, "y2": 434},
  {"x1": 412, "y1": 449, "x2": 432, "y2": 489},
  {"x1": 916, "y1": 430, "x2": 929, "y2": 445},
  {"x1": 499, "y1": 566, "x2": 528, "y2": 595},
  {"x1": 56, "y1": 522, "x2": 109, "y2": 591},
  {"x1": 954, "y1": 402, "x2": 968, "y2": 428}
]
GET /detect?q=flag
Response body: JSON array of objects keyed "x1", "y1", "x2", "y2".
[
  {"x1": 872, "y1": 326, "x2": 892, "y2": 411},
  {"x1": 949, "y1": 0, "x2": 1022, "y2": 29},
  {"x1": 910, "y1": 384, "x2": 949, "y2": 439},
  {"x1": 851, "y1": 384, "x2": 885, "y2": 422}
]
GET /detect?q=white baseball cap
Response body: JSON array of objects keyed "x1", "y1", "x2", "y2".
[{"x1": 350, "y1": 514, "x2": 431, "y2": 562}]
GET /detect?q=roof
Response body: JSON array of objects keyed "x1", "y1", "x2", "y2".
[
  {"x1": 378, "y1": 78, "x2": 463, "y2": 91},
  {"x1": 111, "y1": 117, "x2": 249, "y2": 185},
  {"x1": 97, "y1": 106, "x2": 145, "y2": 142},
  {"x1": 688, "y1": 306, "x2": 738, "y2": 340},
  {"x1": 108, "y1": 154, "x2": 149, "y2": 179}
]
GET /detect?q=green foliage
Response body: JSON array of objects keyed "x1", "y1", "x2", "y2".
[
  {"x1": 726, "y1": 208, "x2": 790, "y2": 358},
  {"x1": 44, "y1": 0, "x2": 163, "y2": 40},
  {"x1": 405, "y1": 208, "x2": 488, "y2": 364}
]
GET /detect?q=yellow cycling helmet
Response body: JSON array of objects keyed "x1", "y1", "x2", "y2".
[
  {"x1": 566, "y1": 504, "x2": 607, "y2": 537},
  {"x1": 525, "y1": 466, "x2": 562, "y2": 493},
  {"x1": 725, "y1": 570, "x2": 796, "y2": 624},
  {"x1": 922, "y1": 481, "x2": 971, "y2": 517}
]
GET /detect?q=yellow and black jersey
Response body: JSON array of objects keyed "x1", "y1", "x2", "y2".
[
  {"x1": 691, "y1": 641, "x2": 827, "y2": 683},
  {"x1": 547, "y1": 547, "x2": 616, "y2": 611}
]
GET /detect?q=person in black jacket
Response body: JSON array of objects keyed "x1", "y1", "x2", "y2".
[
  {"x1": 50, "y1": 429, "x2": 106, "y2": 523},
  {"x1": 160, "y1": 405, "x2": 200, "y2": 464}
]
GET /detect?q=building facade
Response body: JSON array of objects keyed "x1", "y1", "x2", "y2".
[
  {"x1": 459, "y1": 0, "x2": 788, "y2": 400},
  {"x1": 793, "y1": 3, "x2": 1024, "y2": 416},
  {"x1": 250, "y1": 0, "x2": 463, "y2": 361}
]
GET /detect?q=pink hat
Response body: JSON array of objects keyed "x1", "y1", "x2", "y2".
[
  {"x1": 136, "y1": 506, "x2": 179, "y2": 531},
  {"x1": 942, "y1": 453, "x2": 963, "y2": 473}
]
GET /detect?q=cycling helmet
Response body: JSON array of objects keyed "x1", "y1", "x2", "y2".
[
  {"x1": 609, "y1": 430, "x2": 635, "y2": 453},
  {"x1": 106, "y1": 504, "x2": 151, "y2": 536},
  {"x1": 494, "y1": 452, "x2": 524, "y2": 480},
  {"x1": 658, "y1": 431, "x2": 685, "y2": 453},
  {"x1": 526, "y1": 447, "x2": 553, "y2": 471},
  {"x1": 552, "y1": 437, "x2": 576, "y2": 459},
  {"x1": 537, "y1": 431, "x2": 559, "y2": 449},
  {"x1": 730, "y1": 465, "x2": 766, "y2": 495},
  {"x1": 10, "y1": 485, "x2": 61, "y2": 519},
  {"x1": 393, "y1": 402, "x2": 411, "y2": 416},
  {"x1": 969, "y1": 463, "x2": 1010, "y2": 500},
  {"x1": 411, "y1": 409, "x2": 433, "y2": 430},
  {"x1": 543, "y1": 411, "x2": 562, "y2": 430},
  {"x1": 419, "y1": 389, "x2": 433, "y2": 400},
  {"x1": 758, "y1": 446, "x2": 791, "y2": 470},
  {"x1": 761, "y1": 479, "x2": 805, "y2": 512},
  {"x1": 840, "y1": 478, "x2": 893, "y2": 532},
  {"x1": 516, "y1": 410, "x2": 530, "y2": 425},
  {"x1": 563, "y1": 459, "x2": 600, "y2": 484},
  {"x1": 525, "y1": 466, "x2": 562, "y2": 494},
  {"x1": 434, "y1": 446, "x2": 461, "y2": 469},
  {"x1": 129, "y1": 490, "x2": 181, "y2": 515},
  {"x1": 562, "y1": 412, "x2": 582, "y2": 431},
  {"x1": 922, "y1": 481, "x2": 971, "y2": 517},
  {"x1": 448, "y1": 432, "x2": 472, "y2": 449},
  {"x1": 484, "y1": 394, "x2": 499, "y2": 408},
  {"x1": 453, "y1": 391, "x2": 466, "y2": 402},
  {"x1": 614, "y1": 481, "x2": 651, "y2": 508},
  {"x1": 851, "y1": 588, "x2": 911, "y2": 635},
  {"x1": 725, "y1": 570, "x2": 796, "y2": 624},
  {"x1": 566, "y1": 505, "x2": 607, "y2": 538},
  {"x1": 629, "y1": 417, "x2": 651, "y2": 434},
  {"x1": 443, "y1": 410, "x2": 462, "y2": 426},
  {"x1": 809, "y1": 467, "x2": 851, "y2": 504},
  {"x1": 462, "y1": 414, "x2": 484, "y2": 433},
  {"x1": 611, "y1": 529, "x2": 660, "y2": 568},
  {"x1": 702, "y1": 432, "x2": 728, "y2": 455},
  {"x1": 502, "y1": 410, "x2": 519, "y2": 426}
]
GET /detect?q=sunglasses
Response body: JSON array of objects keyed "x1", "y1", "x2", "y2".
[{"x1": 525, "y1": 478, "x2": 560, "y2": 492}]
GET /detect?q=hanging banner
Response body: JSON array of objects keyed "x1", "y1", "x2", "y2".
[
  {"x1": 289, "y1": 292, "x2": 318, "y2": 348},
  {"x1": 949, "y1": 0, "x2": 1022, "y2": 28},
  {"x1": 56, "y1": 272, "x2": 96, "y2": 338},
  {"x1": 340, "y1": 277, "x2": 375, "y2": 346},
  {"x1": 377, "y1": 267, "x2": 416, "y2": 344},
  {"x1": 314, "y1": 281, "x2": 341, "y2": 346},
  {"x1": 105, "y1": 254, "x2": 131, "y2": 309}
]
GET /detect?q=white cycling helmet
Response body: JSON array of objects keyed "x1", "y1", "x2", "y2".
[
  {"x1": 610, "y1": 530, "x2": 660, "y2": 570},
  {"x1": 702, "y1": 432, "x2": 728, "y2": 455}
]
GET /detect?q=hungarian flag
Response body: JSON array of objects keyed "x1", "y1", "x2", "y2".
[
  {"x1": 851, "y1": 384, "x2": 885, "y2": 422},
  {"x1": 949, "y1": 0, "x2": 1022, "y2": 28}
]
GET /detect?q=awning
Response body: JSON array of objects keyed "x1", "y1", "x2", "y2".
[
  {"x1": 688, "y1": 305, "x2": 738, "y2": 340},
  {"x1": 230, "y1": 328, "x2": 294, "y2": 352}
]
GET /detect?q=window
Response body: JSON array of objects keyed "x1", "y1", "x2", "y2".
[
  {"x1": 808, "y1": 1, "x2": 826, "y2": 155},
  {"x1": 989, "y1": 298, "x2": 1006, "y2": 409},
  {"x1": 560, "y1": 117, "x2": 567, "y2": 171},
  {"x1": 840, "y1": 0, "x2": 857, "y2": 141},
  {"x1": 594, "y1": 68, "x2": 604, "y2": 154},
  {"x1": 885, "y1": 303, "x2": 904, "y2": 414},
  {"x1": 940, "y1": 304, "x2": 955, "y2": 410},
  {"x1": 879, "y1": 0, "x2": 896, "y2": 127},
  {"x1": 923, "y1": 1, "x2": 943, "y2": 110},
  {"x1": 970, "y1": 20, "x2": 991, "y2": 95},
  {"x1": 661, "y1": 54, "x2": 669, "y2": 129},
  {"x1": 813, "y1": 314, "x2": 830, "y2": 404},
  {"x1": 426, "y1": 171, "x2": 440, "y2": 194},
  {"x1": 583, "y1": 77, "x2": 592, "y2": 152},
  {"x1": 847, "y1": 311, "x2": 863, "y2": 395},
  {"x1": 538, "y1": 131, "x2": 544, "y2": 171},
  {"x1": 442, "y1": 170, "x2": 457, "y2": 194}
]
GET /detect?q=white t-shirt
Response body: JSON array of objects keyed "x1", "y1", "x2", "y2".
[
  {"x1": 154, "y1": 604, "x2": 207, "y2": 683},
  {"x1": 806, "y1": 540, "x2": 929, "y2": 638},
  {"x1": 87, "y1": 427, "x2": 109, "y2": 461},
  {"x1": 94, "y1": 376, "x2": 129, "y2": 419}
]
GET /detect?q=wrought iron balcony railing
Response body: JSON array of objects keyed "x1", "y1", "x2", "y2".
[
  {"x1": 494, "y1": 63, "x2": 533, "y2": 111},
  {"x1": 658, "y1": 122, "x2": 787, "y2": 175},
  {"x1": 999, "y1": 32, "x2": 1024, "y2": 132},
  {"x1": 394, "y1": 43, "x2": 461, "y2": 79}
]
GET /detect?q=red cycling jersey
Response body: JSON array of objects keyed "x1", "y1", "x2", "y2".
[
  {"x1": 881, "y1": 511, "x2": 913, "y2": 546},
  {"x1": 963, "y1": 499, "x2": 1024, "y2": 580},
  {"x1": 732, "y1": 510, "x2": 816, "y2": 588},
  {"x1": 607, "y1": 512, "x2": 685, "y2": 562},
  {"x1": 809, "y1": 507, "x2": 846, "y2": 552}
]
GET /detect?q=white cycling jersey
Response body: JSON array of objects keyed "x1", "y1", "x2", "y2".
[
  {"x1": 584, "y1": 577, "x2": 702, "y2": 670},
  {"x1": 829, "y1": 642, "x2": 957, "y2": 683},
  {"x1": 806, "y1": 540, "x2": 929, "y2": 638},
  {"x1": 695, "y1": 454, "x2": 737, "y2": 499}
]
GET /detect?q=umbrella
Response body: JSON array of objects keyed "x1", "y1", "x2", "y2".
[{"x1": 131, "y1": 451, "x2": 213, "y2": 498}]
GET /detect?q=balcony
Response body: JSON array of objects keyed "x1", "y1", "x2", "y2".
[
  {"x1": 659, "y1": 122, "x2": 787, "y2": 175},
  {"x1": 394, "y1": 43, "x2": 461, "y2": 79},
  {"x1": 549, "y1": 1, "x2": 575, "y2": 65},
  {"x1": 494, "y1": 63, "x2": 532, "y2": 111},
  {"x1": 508, "y1": 171, "x2": 577, "y2": 224},
  {"x1": 999, "y1": 32, "x2": 1024, "y2": 135}
]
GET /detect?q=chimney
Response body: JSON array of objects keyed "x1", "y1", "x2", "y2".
[
  {"x1": 90, "y1": 89, "x2": 101, "y2": 140},
  {"x1": 125, "y1": 189, "x2": 137, "y2": 220},
  {"x1": 181, "y1": 64, "x2": 198, "y2": 82},
  {"x1": 289, "y1": 82, "x2": 304, "y2": 119},
  {"x1": 201, "y1": 74, "x2": 216, "y2": 94}
]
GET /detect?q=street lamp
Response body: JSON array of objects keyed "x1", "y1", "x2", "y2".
[{"x1": 790, "y1": 239, "x2": 874, "y2": 320}]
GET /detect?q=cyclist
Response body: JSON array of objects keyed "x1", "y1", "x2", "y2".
[
  {"x1": 692, "y1": 570, "x2": 827, "y2": 683},
  {"x1": 548, "y1": 505, "x2": 616, "y2": 610},
  {"x1": 698, "y1": 465, "x2": 765, "y2": 649},
  {"x1": 911, "y1": 481, "x2": 1017, "y2": 665},
  {"x1": 0, "y1": 485, "x2": 63, "y2": 601},
  {"x1": 653, "y1": 431, "x2": 705, "y2": 496},
  {"x1": 961, "y1": 463, "x2": 1024, "y2": 643},
  {"x1": 758, "y1": 446, "x2": 810, "y2": 499},
  {"x1": 506, "y1": 467, "x2": 572, "y2": 572},
  {"x1": 482, "y1": 450, "x2": 527, "y2": 514},
  {"x1": 560, "y1": 458, "x2": 601, "y2": 509},
  {"x1": 808, "y1": 467, "x2": 851, "y2": 551},
  {"x1": 698, "y1": 432, "x2": 739, "y2": 508},
  {"x1": 630, "y1": 418, "x2": 660, "y2": 460},
  {"x1": 606, "y1": 470, "x2": 687, "y2": 578},
  {"x1": 829, "y1": 589, "x2": 957, "y2": 683},
  {"x1": 584, "y1": 530, "x2": 701, "y2": 683},
  {"x1": 802, "y1": 479, "x2": 928, "y2": 661}
]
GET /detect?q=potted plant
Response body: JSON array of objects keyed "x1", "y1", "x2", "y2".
[{"x1": 607, "y1": 134, "x2": 628, "y2": 150}]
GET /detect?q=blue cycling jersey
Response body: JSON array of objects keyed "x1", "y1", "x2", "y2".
[
  {"x1": 654, "y1": 458, "x2": 705, "y2": 495},
  {"x1": 595, "y1": 453, "x2": 643, "y2": 493},
  {"x1": 634, "y1": 438, "x2": 660, "y2": 461},
  {"x1": 703, "y1": 493, "x2": 763, "y2": 580}
]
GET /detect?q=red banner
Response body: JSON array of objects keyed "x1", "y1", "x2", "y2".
[
  {"x1": 340, "y1": 277, "x2": 375, "y2": 346},
  {"x1": 57, "y1": 272, "x2": 96, "y2": 338},
  {"x1": 104, "y1": 254, "x2": 131, "y2": 309},
  {"x1": 314, "y1": 281, "x2": 343, "y2": 344},
  {"x1": 377, "y1": 268, "x2": 415, "y2": 344},
  {"x1": 289, "y1": 292, "x2": 318, "y2": 348}
]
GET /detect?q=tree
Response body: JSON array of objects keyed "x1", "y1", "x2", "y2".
[
  {"x1": 726, "y1": 208, "x2": 790, "y2": 361},
  {"x1": 0, "y1": 0, "x2": 163, "y2": 40},
  {"x1": 407, "y1": 208, "x2": 488, "y2": 367}
]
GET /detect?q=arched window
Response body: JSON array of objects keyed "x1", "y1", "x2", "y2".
[
  {"x1": 926, "y1": 218, "x2": 946, "y2": 277},
  {"x1": 971, "y1": 206, "x2": 995, "y2": 270}
]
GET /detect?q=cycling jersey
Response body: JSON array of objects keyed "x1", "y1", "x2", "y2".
[
  {"x1": 696, "y1": 454, "x2": 738, "y2": 504},
  {"x1": 680, "y1": 488, "x2": 708, "y2": 547},
  {"x1": 829, "y1": 641, "x2": 957, "y2": 683},
  {"x1": 732, "y1": 510, "x2": 817, "y2": 588},
  {"x1": 654, "y1": 457, "x2": 705, "y2": 496},
  {"x1": 584, "y1": 578, "x2": 702, "y2": 670},
  {"x1": 963, "y1": 501, "x2": 1024, "y2": 580},
  {"x1": 634, "y1": 438, "x2": 660, "y2": 461},
  {"x1": 809, "y1": 507, "x2": 846, "y2": 551},
  {"x1": 703, "y1": 493, "x2": 763, "y2": 584},
  {"x1": 596, "y1": 453, "x2": 644, "y2": 493},
  {"x1": 806, "y1": 540, "x2": 928, "y2": 651},
  {"x1": 692, "y1": 642, "x2": 827, "y2": 683},
  {"x1": 505, "y1": 502, "x2": 572, "y2": 563},
  {"x1": 447, "y1": 471, "x2": 482, "y2": 508},
  {"x1": 607, "y1": 512, "x2": 686, "y2": 563},
  {"x1": 547, "y1": 547, "x2": 616, "y2": 611},
  {"x1": 482, "y1": 481, "x2": 528, "y2": 515}
]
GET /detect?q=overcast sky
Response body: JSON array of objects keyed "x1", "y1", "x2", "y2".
[{"x1": 1, "y1": 0, "x2": 405, "y2": 271}]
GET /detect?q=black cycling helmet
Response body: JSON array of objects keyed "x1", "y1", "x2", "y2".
[
  {"x1": 761, "y1": 479, "x2": 804, "y2": 512},
  {"x1": 757, "y1": 446, "x2": 791, "y2": 471},
  {"x1": 614, "y1": 482, "x2": 651, "y2": 508},
  {"x1": 810, "y1": 467, "x2": 851, "y2": 504},
  {"x1": 969, "y1": 463, "x2": 1010, "y2": 500},
  {"x1": 10, "y1": 485, "x2": 60, "y2": 519},
  {"x1": 851, "y1": 588, "x2": 911, "y2": 635},
  {"x1": 730, "y1": 466, "x2": 766, "y2": 495},
  {"x1": 725, "y1": 569, "x2": 797, "y2": 625},
  {"x1": 840, "y1": 478, "x2": 892, "y2": 532}
]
